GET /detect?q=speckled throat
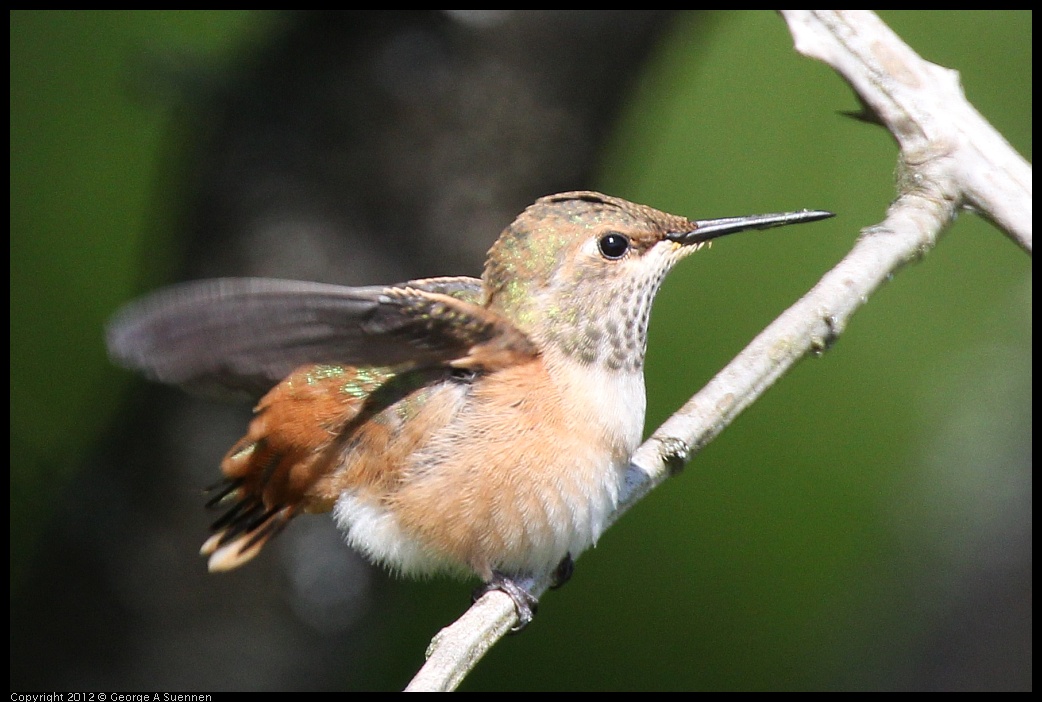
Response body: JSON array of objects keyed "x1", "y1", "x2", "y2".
[{"x1": 536, "y1": 244, "x2": 686, "y2": 372}]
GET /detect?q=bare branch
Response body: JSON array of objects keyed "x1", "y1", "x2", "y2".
[
  {"x1": 405, "y1": 10, "x2": 1031, "y2": 691},
  {"x1": 404, "y1": 590, "x2": 521, "y2": 692},
  {"x1": 781, "y1": 10, "x2": 1032, "y2": 253}
]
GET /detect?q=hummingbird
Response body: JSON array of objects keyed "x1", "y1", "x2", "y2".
[{"x1": 106, "y1": 191, "x2": 832, "y2": 627}]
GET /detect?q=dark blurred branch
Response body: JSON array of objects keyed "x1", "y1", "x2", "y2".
[{"x1": 406, "y1": 10, "x2": 1032, "y2": 691}]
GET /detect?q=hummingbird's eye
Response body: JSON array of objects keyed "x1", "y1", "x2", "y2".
[{"x1": 597, "y1": 232, "x2": 630, "y2": 260}]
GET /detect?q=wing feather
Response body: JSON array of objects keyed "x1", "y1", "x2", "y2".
[{"x1": 106, "y1": 276, "x2": 535, "y2": 399}]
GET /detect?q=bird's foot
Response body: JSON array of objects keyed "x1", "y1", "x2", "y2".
[
  {"x1": 550, "y1": 553, "x2": 574, "y2": 589},
  {"x1": 473, "y1": 573, "x2": 539, "y2": 632}
]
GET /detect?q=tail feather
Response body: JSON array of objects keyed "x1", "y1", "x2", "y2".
[
  {"x1": 197, "y1": 363, "x2": 377, "y2": 572},
  {"x1": 201, "y1": 489, "x2": 294, "y2": 572}
]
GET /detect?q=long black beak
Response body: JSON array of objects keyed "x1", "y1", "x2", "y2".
[{"x1": 667, "y1": 210, "x2": 834, "y2": 245}]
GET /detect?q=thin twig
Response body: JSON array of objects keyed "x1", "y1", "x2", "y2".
[{"x1": 405, "y1": 10, "x2": 1031, "y2": 691}]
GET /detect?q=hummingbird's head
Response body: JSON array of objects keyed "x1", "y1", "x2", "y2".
[
  {"x1": 483, "y1": 191, "x2": 705, "y2": 371},
  {"x1": 482, "y1": 191, "x2": 832, "y2": 371}
]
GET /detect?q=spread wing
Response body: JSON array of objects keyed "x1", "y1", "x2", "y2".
[{"x1": 106, "y1": 276, "x2": 537, "y2": 400}]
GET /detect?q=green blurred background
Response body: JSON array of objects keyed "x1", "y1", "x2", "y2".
[{"x1": 11, "y1": 11, "x2": 1031, "y2": 691}]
